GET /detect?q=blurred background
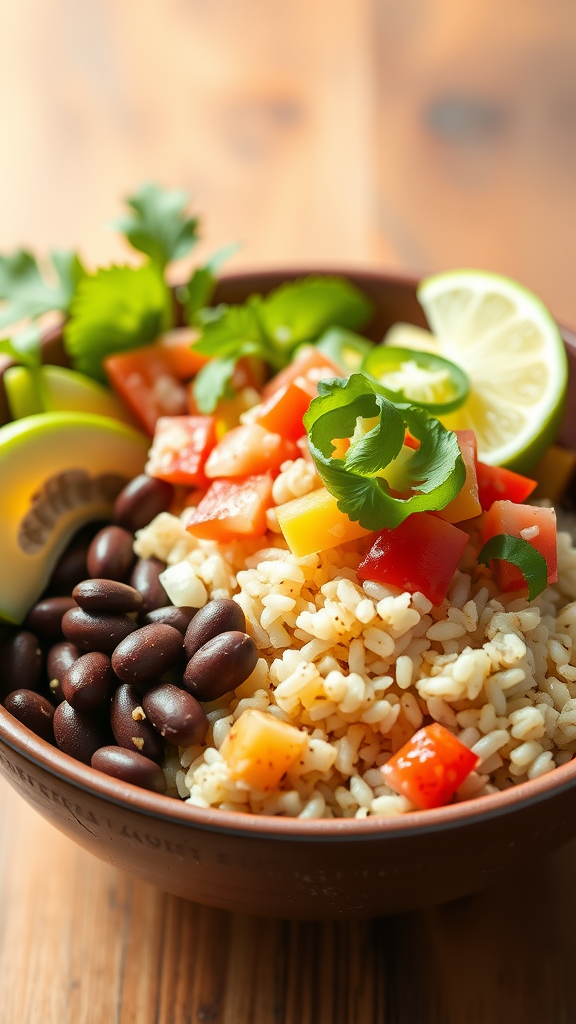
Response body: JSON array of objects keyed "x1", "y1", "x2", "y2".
[{"x1": 0, "y1": 0, "x2": 575, "y2": 324}]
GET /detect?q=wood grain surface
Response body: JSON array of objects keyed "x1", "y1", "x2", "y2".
[{"x1": 1, "y1": 1, "x2": 576, "y2": 1021}]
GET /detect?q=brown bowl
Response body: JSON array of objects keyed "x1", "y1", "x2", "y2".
[{"x1": 1, "y1": 268, "x2": 576, "y2": 920}]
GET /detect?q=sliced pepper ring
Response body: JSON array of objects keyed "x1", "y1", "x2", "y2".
[{"x1": 361, "y1": 345, "x2": 469, "y2": 415}]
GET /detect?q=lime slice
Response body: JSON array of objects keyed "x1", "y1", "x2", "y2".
[{"x1": 406, "y1": 270, "x2": 568, "y2": 472}]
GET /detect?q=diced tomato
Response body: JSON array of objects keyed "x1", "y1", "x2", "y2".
[
  {"x1": 476, "y1": 461, "x2": 537, "y2": 511},
  {"x1": 261, "y1": 346, "x2": 342, "y2": 400},
  {"x1": 157, "y1": 328, "x2": 208, "y2": 379},
  {"x1": 382, "y1": 723, "x2": 479, "y2": 810},
  {"x1": 204, "y1": 424, "x2": 298, "y2": 479},
  {"x1": 357, "y1": 512, "x2": 469, "y2": 606},
  {"x1": 104, "y1": 346, "x2": 188, "y2": 436},
  {"x1": 251, "y1": 380, "x2": 314, "y2": 442},
  {"x1": 145, "y1": 415, "x2": 217, "y2": 486},
  {"x1": 437, "y1": 430, "x2": 481, "y2": 524},
  {"x1": 480, "y1": 500, "x2": 558, "y2": 591},
  {"x1": 184, "y1": 474, "x2": 273, "y2": 542}
]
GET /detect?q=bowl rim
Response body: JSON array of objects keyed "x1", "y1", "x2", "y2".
[{"x1": 2, "y1": 264, "x2": 576, "y2": 843}]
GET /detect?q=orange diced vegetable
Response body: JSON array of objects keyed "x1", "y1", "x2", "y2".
[
  {"x1": 220, "y1": 709, "x2": 306, "y2": 791},
  {"x1": 158, "y1": 328, "x2": 208, "y2": 379},
  {"x1": 437, "y1": 429, "x2": 481, "y2": 524},
  {"x1": 382, "y1": 723, "x2": 479, "y2": 810},
  {"x1": 104, "y1": 345, "x2": 188, "y2": 436},
  {"x1": 204, "y1": 424, "x2": 298, "y2": 478},
  {"x1": 261, "y1": 346, "x2": 341, "y2": 400},
  {"x1": 145, "y1": 415, "x2": 216, "y2": 485},
  {"x1": 251, "y1": 380, "x2": 315, "y2": 442},
  {"x1": 275, "y1": 487, "x2": 371, "y2": 557},
  {"x1": 185, "y1": 474, "x2": 273, "y2": 542}
]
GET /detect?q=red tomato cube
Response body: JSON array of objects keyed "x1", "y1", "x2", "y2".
[
  {"x1": 261, "y1": 346, "x2": 342, "y2": 400},
  {"x1": 480, "y1": 500, "x2": 557, "y2": 591},
  {"x1": 204, "y1": 424, "x2": 298, "y2": 479},
  {"x1": 146, "y1": 416, "x2": 217, "y2": 486},
  {"x1": 184, "y1": 474, "x2": 273, "y2": 542},
  {"x1": 104, "y1": 346, "x2": 188, "y2": 436},
  {"x1": 251, "y1": 380, "x2": 315, "y2": 442},
  {"x1": 382, "y1": 723, "x2": 479, "y2": 810},
  {"x1": 475, "y1": 461, "x2": 537, "y2": 511},
  {"x1": 357, "y1": 512, "x2": 469, "y2": 606}
]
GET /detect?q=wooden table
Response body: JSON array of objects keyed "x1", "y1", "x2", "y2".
[{"x1": 0, "y1": 2, "x2": 576, "y2": 1020}]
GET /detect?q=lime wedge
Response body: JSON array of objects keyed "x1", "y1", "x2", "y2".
[{"x1": 405, "y1": 270, "x2": 568, "y2": 472}]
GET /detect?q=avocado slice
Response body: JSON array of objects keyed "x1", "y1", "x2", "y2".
[
  {"x1": 4, "y1": 365, "x2": 138, "y2": 427},
  {"x1": 0, "y1": 412, "x2": 149, "y2": 624}
]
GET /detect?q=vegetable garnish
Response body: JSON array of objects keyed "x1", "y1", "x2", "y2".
[
  {"x1": 65, "y1": 264, "x2": 171, "y2": 381},
  {"x1": 361, "y1": 345, "x2": 469, "y2": 415},
  {"x1": 0, "y1": 249, "x2": 85, "y2": 331},
  {"x1": 303, "y1": 373, "x2": 466, "y2": 531},
  {"x1": 477, "y1": 534, "x2": 549, "y2": 601},
  {"x1": 112, "y1": 182, "x2": 200, "y2": 270},
  {"x1": 190, "y1": 276, "x2": 373, "y2": 413}
]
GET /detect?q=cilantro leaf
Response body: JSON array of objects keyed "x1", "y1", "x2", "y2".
[
  {"x1": 0, "y1": 249, "x2": 85, "y2": 330},
  {"x1": 304, "y1": 373, "x2": 465, "y2": 531},
  {"x1": 182, "y1": 243, "x2": 240, "y2": 322},
  {"x1": 191, "y1": 298, "x2": 281, "y2": 411},
  {"x1": 258, "y1": 276, "x2": 373, "y2": 351},
  {"x1": 478, "y1": 534, "x2": 548, "y2": 601},
  {"x1": 193, "y1": 355, "x2": 239, "y2": 414},
  {"x1": 114, "y1": 183, "x2": 199, "y2": 269},
  {"x1": 63, "y1": 264, "x2": 171, "y2": 381}
]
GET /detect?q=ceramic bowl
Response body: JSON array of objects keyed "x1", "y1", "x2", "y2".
[{"x1": 1, "y1": 268, "x2": 576, "y2": 921}]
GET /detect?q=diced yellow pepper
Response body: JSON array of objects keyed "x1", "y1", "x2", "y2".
[
  {"x1": 220, "y1": 709, "x2": 306, "y2": 791},
  {"x1": 275, "y1": 487, "x2": 372, "y2": 557}
]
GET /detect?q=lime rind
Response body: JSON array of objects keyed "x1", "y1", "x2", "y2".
[{"x1": 416, "y1": 270, "x2": 568, "y2": 471}]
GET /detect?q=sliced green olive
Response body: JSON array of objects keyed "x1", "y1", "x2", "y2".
[
  {"x1": 315, "y1": 327, "x2": 374, "y2": 374},
  {"x1": 361, "y1": 345, "x2": 469, "y2": 414}
]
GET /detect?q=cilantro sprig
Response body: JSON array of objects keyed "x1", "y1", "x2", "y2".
[
  {"x1": 190, "y1": 276, "x2": 373, "y2": 413},
  {"x1": 478, "y1": 535, "x2": 548, "y2": 601},
  {"x1": 303, "y1": 373, "x2": 466, "y2": 531},
  {"x1": 64, "y1": 264, "x2": 172, "y2": 381},
  {"x1": 112, "y1": 182, "x2": 200, "y2": 270},
  {"x1": 0, "y1": 249, "x2": 85, "y2": 331}
]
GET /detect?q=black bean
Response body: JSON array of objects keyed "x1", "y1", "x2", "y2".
[
  {"x1": 47, "y1": 641, "x2": 81, "y2": 704},
  {"x1": 142, "y1": 683, "x2": 208, "y2": 747},
  {"x1": 53, "y1": 701, "x2": 107, "y2": 764},
  {"x1": 4, "y1": 689, "x2": 55, "y2": 743},
  {"x1": 183, "y1": 599, "x2": 246, "y2": 660},
  {"x1": 114, "y1": 474, "x2": 174, "y2": 532},
  {"x1": 183, "y1": 631, "x2": 258, "y2": 702},
  {"x1": 111, "y1": 683, "x2": 164, "y2": 763},
  {"x1": 73, "y1": 579, "x2": 143, "y2": 614},
  {"x1": 130, "y1": 558, "x2": 169, "y2": 613},
  {"x1": 62, "y1": 652, "x2": 114, "y2": 711},
  {"x1": 141, "y1": 605, "x2": 197, "y2": 635},
  {"x1": 91, "y1": 746, "x2": 167, "y2": 793},
  {"x1": 111, "y1": 624, "x2": 183, "y2": 685},
  {"x1": 62, "y1": 607, "x2": 137, "y2": 655},
  {"x1": 0, "y1": 631, "x2": 43, "y2": 699},
  {"x1": 48, "y1": 529, "x2": 91, "y2": 594},
  {"x1": 87, "y1": 525, "x2": 135, "y2": 581},
  {"x1": 25, "y1": 596, "x2": 77, "y2": 641}
]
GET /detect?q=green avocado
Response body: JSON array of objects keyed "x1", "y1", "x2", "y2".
[
  {"x1": 0, "y1": 412, "x2": 149, "y2": 624},
  {"x1": 4, "y1": 365, "x2": 138, "y2": 427}
]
